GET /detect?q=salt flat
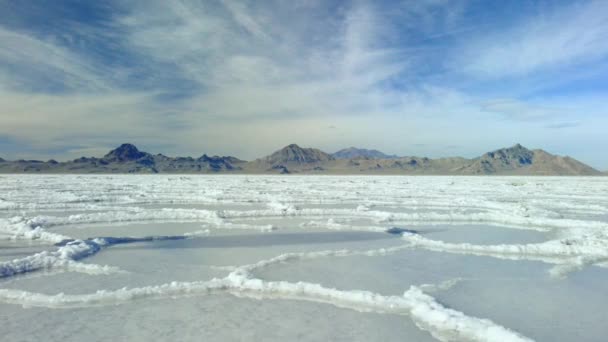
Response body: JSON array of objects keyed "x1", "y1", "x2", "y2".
[{"x1": 1, "y1": 175, "x2": 607, "y2": 341}]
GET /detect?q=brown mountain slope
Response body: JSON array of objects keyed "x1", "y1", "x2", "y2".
[
  {"x1": 457, "y1": 144, "x2": 600, "y2": 175},
  {"x1": 246, "y1": 144, "x2": 334, "y2": 173},
  {"x1": 263, "y1": 144, "x2": 334, "y2": 164}
]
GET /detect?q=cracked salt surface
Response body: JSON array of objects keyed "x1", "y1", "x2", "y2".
[{"x1": 1, "y1": 175, "x2": 607, "y2": 341}]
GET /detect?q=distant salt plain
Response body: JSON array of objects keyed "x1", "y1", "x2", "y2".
[{"x1": 1, "y1": 175, "x2": 608, "y2": 341}]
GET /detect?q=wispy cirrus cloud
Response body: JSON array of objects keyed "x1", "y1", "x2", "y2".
[
  {"x1": 0, "y1": 0, "x2": 606, "y2": 168},
  {"x1": 0, "y1": 27, "x2": 113, "y2": 92},
  {"x1": 545, "y1": 122, "x2": 581, "y2": 129},
  {"x1": 456, "y1": 0, "x2": 608, "y2": 79}
]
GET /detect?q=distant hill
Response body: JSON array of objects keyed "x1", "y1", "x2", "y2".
[
  {"x1": 103, "y1": 143, "x2": 149, "y2": 162},
  {"x1": 242, "y1": 144, "x2": 334, "y2": 174},
  {"x1": 332, "y1": 147, "x2": 398, "y2": 159},
  {"x1": 0, "y1": 143, "x2": 602, "y2": 175},
  {"x1": 456, "y1": 144, "x2": 600, "y2": 175},
  {"x1": 263, "y1": 144, "x2": 334, "y2": 164}
]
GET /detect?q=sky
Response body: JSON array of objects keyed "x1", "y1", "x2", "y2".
[{"x1": 0, "y1": 0, "x2": 607, "y2": 169}]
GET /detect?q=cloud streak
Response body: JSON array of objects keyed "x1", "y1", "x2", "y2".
[
  {"x1": 0, "y1": 0, "x2": 606, "y2": 169},
  {"x1": 456, "y1": 0, "x2": 608, "y2": 78}
]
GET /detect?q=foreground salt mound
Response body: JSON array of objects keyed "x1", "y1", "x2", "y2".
[
  {"x1": 0, "y1": 239, "x2": 117, "y2": 277},
  {"x1": 0, "y1": 217, "x2": 71, "y2": 243},
  {"x1": 0, "y1": 269, "x2": 531, "y2": 342},
  {"x1": 401, "y1": 231, "x2": 608, "y2": 277}
]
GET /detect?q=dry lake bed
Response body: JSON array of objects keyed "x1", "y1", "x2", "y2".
[{"x1": 1, "y1": 175, "x2": 608, "y2": 341}]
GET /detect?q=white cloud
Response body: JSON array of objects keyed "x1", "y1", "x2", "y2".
[
  {"x1": 0, "y1": 27, "x2": 114, "y2": 91},
  {"x1": 457, "y1": 0, "x2": 608, "y2": 78},
  {"x1": 480, "y1": 98, "x2": 560, "y2": 121},
  {"x1": 0, "y1": 0, "x2": 606, "y2": 168},
  {"x1": 220, "y1": 0, "x2": 271, "y2": 41},
  {"x1": 545, "y1": 121, "x2": 580, "y2": 129}
]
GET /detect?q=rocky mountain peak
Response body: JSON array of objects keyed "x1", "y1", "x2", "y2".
[
  {"x1": 265, "y1": 144, "x2": 334, "y2": 164},
  {"x1": 103, "y1": 143, "x2": 147, "y2": 162},
  {"x1": 483, "y1": 143, "x2": 534, "y2": 165}
]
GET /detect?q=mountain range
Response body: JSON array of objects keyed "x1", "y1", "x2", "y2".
[{"x1": 0, "y1": 143, "x2": 602, "y2": 175}]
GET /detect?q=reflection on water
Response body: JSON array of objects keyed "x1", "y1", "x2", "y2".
[{"x1": 135, "y1": 231, "x2": 397, "y2": 249}]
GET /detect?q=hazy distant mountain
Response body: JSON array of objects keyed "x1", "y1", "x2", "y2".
[
  {"x1": 457, "y1": 144, "x2": 534, "y2": 174},
  {"x1": 262, "y1": 144, "x2": 334, "y2": 164},
  {"x1": 332, "y1": 147, "x2": 398, "y2": 159},
  {"x1": 243, "y1": 143, "x2": 599, "y2": 175},
  {"x1": 456, "y1": 144, "x2": 600, "y2": 175},
  {"x1": 0, "y1": 143, "x2": 602, "y2": 175},
  {"x1": 0, "y1": 143, "x2": 245, "y2": 173},
  {"x1": 103, "y1": 143, "x2": 149, "y2": 162},
  {"x1": 245, "y1": 144, "x2": 334, "y2": 174}
]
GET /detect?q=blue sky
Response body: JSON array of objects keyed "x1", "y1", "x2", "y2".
[{"x1": 0, "y1": 0, "x2": 607, "y2": 169}]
